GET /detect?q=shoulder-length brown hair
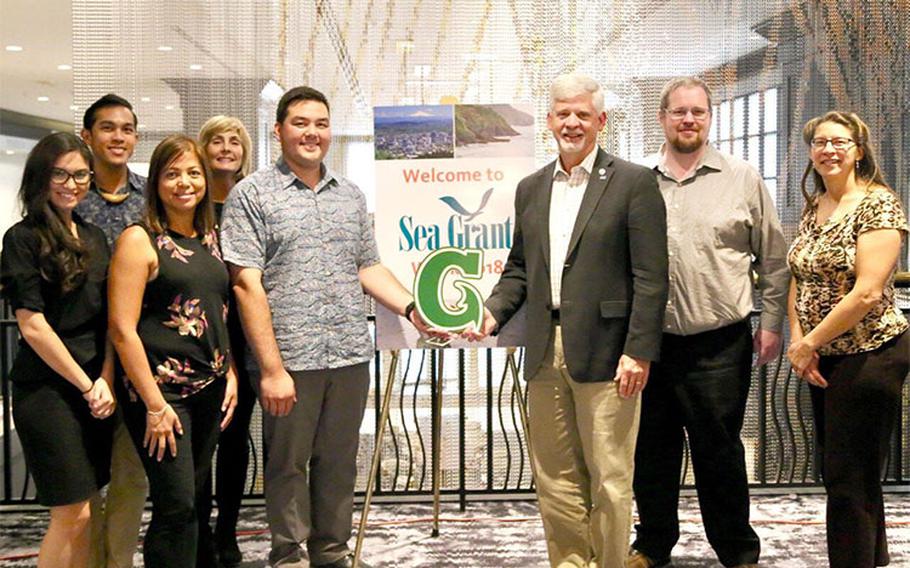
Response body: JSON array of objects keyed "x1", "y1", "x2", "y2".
[
  {"x1": 800, "y1": 111, "x2": 889, "y2": 207},
  {"x1": 145, "y1": 135, "x2": 216, "y2": 236}
]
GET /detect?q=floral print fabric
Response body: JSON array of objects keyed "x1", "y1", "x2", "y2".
[
  {"x1": 124, "y1": 225, "x2": 230, "y2": 401},
  {"x1": 164, "y1": 295, "x2": 208, "y2": 337},
  {"x1": 788, "y1": 188, "x2": 909, "y2": 355}
]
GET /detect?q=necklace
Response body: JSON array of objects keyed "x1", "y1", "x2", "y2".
[{"x1": 94, "y1": 185, "x2": 130, "y2": 204}]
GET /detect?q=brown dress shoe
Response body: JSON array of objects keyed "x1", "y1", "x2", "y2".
[{"x1": 626, "y1": 550, "x2": 670, "y2": 568}]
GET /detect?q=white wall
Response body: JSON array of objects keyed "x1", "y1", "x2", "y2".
[{"x1": 0, "y1": 151, "x2": 28, "y2": 248}]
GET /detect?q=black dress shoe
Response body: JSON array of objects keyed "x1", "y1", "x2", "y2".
[
  {"x1": 314, "y1": 553, "x2": 372, "y2": 568},
  {"x1": 217, "y1": 540, "x2": 242, "y2": 567},
  {"x1": 196, "y1": 527, "x2": 220, "y2": 568},
  {"x1": 215, "y1": 529, "x2": 242, "y2": 567}
]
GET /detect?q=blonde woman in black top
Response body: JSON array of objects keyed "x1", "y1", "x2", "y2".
[{"x1": 196, "y1": 115, "x2": 253, "y2": 567}]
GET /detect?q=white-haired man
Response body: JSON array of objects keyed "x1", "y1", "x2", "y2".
[{"x1": 466, "y1": 73, "x2": 668, "y2": 567}]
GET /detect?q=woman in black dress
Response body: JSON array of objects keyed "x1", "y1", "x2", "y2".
[
  {"x1": 1, "y1": 132, "x2": 116, "y2": 567},
  {"x1": 196, "y1": 115, "x2": 253, "y2": 567},
  {"x1": 108, "y1": 134, "x2": 237, "y2": 567}
]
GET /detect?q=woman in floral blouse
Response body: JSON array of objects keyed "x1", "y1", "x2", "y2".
[
  {"x1": 787, "y1": 111, "x2": 908, "y2": 568},
  {"x1": 108, "y1": 134, "x2": 237, "y2": 567}
]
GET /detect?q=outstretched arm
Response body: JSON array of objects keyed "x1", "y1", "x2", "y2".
[{"x1": 359, "y1": 263, "x2": 441, "y2": 335}]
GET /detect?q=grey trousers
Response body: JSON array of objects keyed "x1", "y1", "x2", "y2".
[{"x1": 255, "y1": 363, "x2": 370, "y2": 567}]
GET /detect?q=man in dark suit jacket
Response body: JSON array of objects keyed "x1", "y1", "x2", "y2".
[{"x1": 465, "y1": 74, "x2": 668, "y2": 567}]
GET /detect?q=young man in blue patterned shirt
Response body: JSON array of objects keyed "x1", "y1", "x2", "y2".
[
  {"x1": 221, "y1": 86, "x2": 438, "y2": 568},
  {"x1": 78, "y1": 94, "x2": 149, "y2": 568}
]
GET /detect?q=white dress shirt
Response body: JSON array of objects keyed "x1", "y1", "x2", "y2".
[{"x1": 548, "y1": 146, "x2": 598, "y2": 308}]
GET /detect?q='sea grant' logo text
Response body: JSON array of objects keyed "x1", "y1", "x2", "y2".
[{"x1": 398, "y1": 188, "x2": 513, "y2": 251}]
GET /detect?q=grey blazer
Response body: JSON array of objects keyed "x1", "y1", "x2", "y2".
[{"x1": 486, "y1": 147, "x2": 669, "y2": 382}]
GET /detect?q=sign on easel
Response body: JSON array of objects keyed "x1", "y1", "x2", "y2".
[{"x1": 373, "y1": 103, "x2": 534, "y2": 349}]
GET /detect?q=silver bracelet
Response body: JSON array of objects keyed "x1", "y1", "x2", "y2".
[{"x1": 147, "y1": 404, "x2": 170, "y2": 417}]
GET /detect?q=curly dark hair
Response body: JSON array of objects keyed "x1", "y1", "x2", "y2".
[
  {"x1": 18, "y1": 132, "x2": 94, "y2": 293},
  {"x1": 800, "y1": 110, "x2": 889, "y2": 206}
]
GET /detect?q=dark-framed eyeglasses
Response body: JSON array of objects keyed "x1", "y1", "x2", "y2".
[
  {"x1": 664, "y1": 107, "x2": 711, "y2": 121},
  {"x1": 810, "y1": 137, "x2": 855, "y2": 151},
  {"x1": 50, "y1": 168, "x2": 92, "y2": 185}
]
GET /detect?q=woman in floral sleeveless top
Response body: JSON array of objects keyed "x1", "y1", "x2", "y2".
[
  {"x1": 787, "y1": 111, "x2": 908, "y2": 568},
  {"x1": 109, "y1": 135, "x2": 238, "y2": 568}
]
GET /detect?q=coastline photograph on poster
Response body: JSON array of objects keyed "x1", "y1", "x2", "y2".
[
  {"x1": 374, "y1": 103, "x2": 535, "y2": 350},
  {"x1": 454, "y1": 104, "x2": 534, "y2": 158},
  {"x1": 374, "y1": 105, "x2": 455, "y2": 160}
]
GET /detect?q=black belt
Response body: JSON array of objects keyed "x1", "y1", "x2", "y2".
[{"x1": 551, "y1": 309, "x2": 560, "y2": 323}]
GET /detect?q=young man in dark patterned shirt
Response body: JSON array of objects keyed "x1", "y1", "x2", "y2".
[{"x1": 78, "y1": 94, "x2": 148, "y2": 568}]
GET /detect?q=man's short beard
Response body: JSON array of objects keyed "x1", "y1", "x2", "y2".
[{"x1": 670, "y1": 137, "x2": 704, "y2": 154}]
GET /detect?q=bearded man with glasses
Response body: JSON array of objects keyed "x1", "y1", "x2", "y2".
[{"x1": 627, "y1": 77, "x2": 789, "y2": 568}]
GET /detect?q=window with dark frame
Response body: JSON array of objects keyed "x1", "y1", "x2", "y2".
[{"x1": 711, "y1": 87, "x2": 779, "y2": 205}]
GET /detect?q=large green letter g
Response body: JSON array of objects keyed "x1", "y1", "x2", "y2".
[{"x1": 413, "y1": 247, "x2": 485, "y2": 331}]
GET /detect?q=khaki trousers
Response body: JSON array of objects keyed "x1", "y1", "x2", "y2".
[
  {"x1": 89, "y1": 414, "x2": 148, "y2": 568},
  {"x1": 528, "y1": 325, "x2": 641, "y2": 568}
]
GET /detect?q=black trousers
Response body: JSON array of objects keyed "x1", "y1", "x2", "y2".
[
  {"x1": 632, "y1": 320, "x2": 760, "y2": 567},
  {"x1": 813, "y1": 331, "x2": 909, "y2": 568},
  {"x1": 123, "y1": 381, "x2": 225, "y2": 568},
  {"x1": 196, "y1": 365, "x2": 256, "y2": 553}
]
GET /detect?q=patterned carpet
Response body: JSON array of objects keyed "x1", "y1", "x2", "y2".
[{"x1": 1, "y1": 494, "x2": 908, "y2": 566}]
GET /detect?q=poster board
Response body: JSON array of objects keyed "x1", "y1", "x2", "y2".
[{"x1": 373, "y1": 103, "x2": 535, "y2": 349}]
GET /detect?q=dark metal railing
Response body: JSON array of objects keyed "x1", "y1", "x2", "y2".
[{"x1": 2, "y1": 306, "x2": 909, "y2": 507}]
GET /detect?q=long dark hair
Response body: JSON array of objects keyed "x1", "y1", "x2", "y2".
[
  {"x1": 145, "y1": 135, "x2": 216, "y2": 237},
  {"x1": 19, "y1": 132, "x2": 94, "y2": 293},
  {"x1": 800, "y1": 111, "x2": 889, "y2": 209}
]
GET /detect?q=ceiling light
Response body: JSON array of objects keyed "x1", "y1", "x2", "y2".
[
  {"x1": 5, "y1": 150, "x2": 15, "y2": 155},
  {"x1": 189, "y1": 64, "x2": 202, "y2": 70},
  {"x1": 138, "y1": 123, "x2": 146, "y2": 129},
  {"x1": 5, "y1": 45, "x2": 23, "y2": 52},
  {"x1": 157, "y1": 45, "x2": 173, "y2": 52},
  {"x1": 140, "y1": 96, "x2": 151, "y2": 102},
  {"x1": 37, "y1": 96, "x2": 49, "y2": 102},
  {"x1": 69, "y1": 105, "x2": 78, "y2": 110},
  {"x1": 165, "y1": 105, "x2": 175, "y2": 110},
  {"x1": 57, "y1": 64, "x2": 72, "y2": 70}
]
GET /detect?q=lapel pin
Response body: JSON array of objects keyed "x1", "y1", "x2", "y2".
[{"x1": 598, "y1": 168, "x2": 606, "y2": 179}]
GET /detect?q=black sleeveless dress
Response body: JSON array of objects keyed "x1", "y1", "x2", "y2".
[{"x1": 120, "y1": 225, "x2": 230, "y2": 403}]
